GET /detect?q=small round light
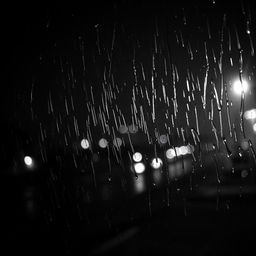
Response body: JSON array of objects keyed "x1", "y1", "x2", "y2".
[
  {"x1": 118, "y1": 125, "x2": 128, "y2": 134},
  {"x1": 134, "y1": 162, "x2": 146, "y2": 174},
  {"x1": 113, "y1": 137, "x2": 122, "y2": 147},
  {"x1": 166, "y1": 148, "x2": 176, "y2": 160},
  {"x1": 159, "y1": 134, "x2": 168, "y2": 144},
  {"x1": 128, "y1": 124, "x2": 138, "y2": 134},
  {"x1": 81, "y1": 139, "x2": 90, "y2": 149},
  {"x1": 133, "y1": 152, "x2": 143, "y2": 162},
  {"x1": 24, "y1": 156, "x2": 33, "y2": 167},
  {"x1": 151, "y1": 157, "x2": 163, "y2": 169},
  {"x1": 233, "y1": 79, "x2": 248, "y2": 95},
  {"x1": 99, "y1": 138, "x2": 108, "y2": 148}
]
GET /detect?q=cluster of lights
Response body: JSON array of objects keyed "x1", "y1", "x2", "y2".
[
  {"x1": 132, "y1": 152, "x2": 145, "y2": 174},
  {"x1": 81, "y1": 137, "x2": 195, "y2": 174},
  {"x1": 166, "y1": 145, "x2": 194, "y2": 160},
  {"x1": 132, "y1": 152, "x2": 143, "y2": 162},
  {"x1": 81, "y1": 137, "x2": 124, "y2": 150},
  {"x1": 150, "y1": 145, "x2": 194, "y2": 171},
  {"x1": 118, "y1": 124, "x2": 138, "y2": 134}
]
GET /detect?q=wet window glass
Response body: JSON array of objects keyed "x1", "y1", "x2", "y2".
[{"x1": 3, "y1": 1, "x2": 256, "y2": 255}]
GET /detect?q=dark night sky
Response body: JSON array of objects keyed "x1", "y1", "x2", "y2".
[{"x1": 4, "y1": 0, "x2": 256, "y2": 155}]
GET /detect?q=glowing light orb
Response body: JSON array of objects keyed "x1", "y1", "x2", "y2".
[
  {"x1": 133, "y1": 162, "x2": 146, "y2": 174},
  {"x1": 81, "y1": 139, "x2": 90, "y2": 149},
  {"x1": 233, "y1": 79, "x2": 249, "y2": 95},
  {"x1": 166, "y1": 148, "x2": 176, "y2": 160},
  {"x1": 118, "y1": 125, "x2": 128, "y2": 134},
  {"x1": 244, "y1": 109, "x2": 256, "y2": 120},
  {"x1": 98, "y1": 138, "x2": 108, "y2": 148},
  {"x1": 24, "y1": 156, "x2": 33, "y2": 167},
  {"x1": 113, "y1": 137, "x2": 122, "y2": 147},
  {"x1": 133, "y1": 152, "x2": 143, "y2": 162},
  {"x1": 151, "y1": 157, "x2": 163, "y2": 169}
]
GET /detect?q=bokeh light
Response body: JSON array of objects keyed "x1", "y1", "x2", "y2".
[
  {"x1": 98, "y1": 138, "x2": 108, "y2": 148},
  {"x1": 166, "y1": 148, "x2": 176, "y2": 160},
  {"x1": 81, "y1": 139, "x2": 90, "y2": 149},
  {"x1": 132, "y1": 152, "x2": 143, "y2": 162},
  {"x1": 159, "y1": 134, "x2": 168, "y2": 144},
  {"x1": 113, "y1": 137, "x2": 122, "y2": 147},
  {"x1": 118, "y1": 125, "x2": 128, "y2": 134},
  {"x1": 133, "y1": 162, "x2": 146, "y2": 174},
  {"x1": 24, "y1": 156, "x2": 33, "y2": 167},
  {"x1": 151, "y1": 157, "x2": 163, "y2": 169}
]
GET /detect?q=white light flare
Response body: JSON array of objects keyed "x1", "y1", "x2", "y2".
[
  {"x1": 24, "y1": 156, "x2": 33, "y2": 167},
  {"x1": 233, "y1": 79, "x2": 249, "y2": 95},
  {"x1": 132, "y1": 152, "x2": 143, "y2": 162},
  {"x1": 128, "y1": 124, "x2": 138, "y2": 134},
  {"x1": 166, "y1": 145, "x2": 195, "y2": 160}
]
